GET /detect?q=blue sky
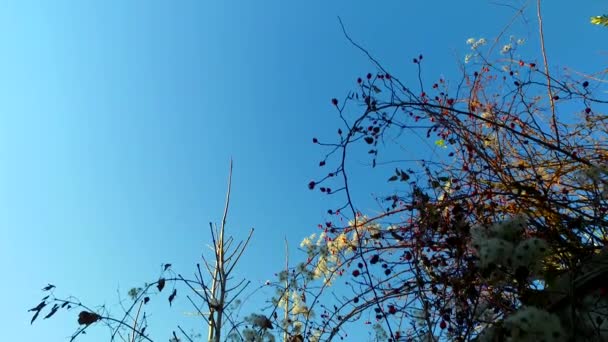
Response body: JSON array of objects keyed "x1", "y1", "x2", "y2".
[{"x1": 1, "y1": 1, "x2": 606, "y2": 341}]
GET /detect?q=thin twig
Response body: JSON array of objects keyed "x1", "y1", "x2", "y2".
[
  {"x1": 130, "y1": 300, "x2": 144, "y2": 342},
  {"x1": 537, "y1": 0, "x2": 560, "y2": 146}
]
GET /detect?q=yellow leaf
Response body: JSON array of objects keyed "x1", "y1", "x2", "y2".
[{"x1": 591, "y1": 15, "x2": 608, "y2": 27}]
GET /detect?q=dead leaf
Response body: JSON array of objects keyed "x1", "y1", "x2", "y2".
[
  {"x1": 78, "y1": 311, "x2": 101, "y2": 325},
  {"x1": 157, "y1": 278, "x2": 166, "y2": 292},
  {"x1": 168, "y1": 289, "x2": 177, "y2": 306}
]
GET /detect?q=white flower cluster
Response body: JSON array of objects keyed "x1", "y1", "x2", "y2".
[
  {"x1": 503, "y1": 306, "x2": 566, "y2": 342},
  {"x1": 576, "y1": 165, "x2": 608, "y2": 184},
  {"x1": 464, "y1": 37, "x2": 487, "y2": 64},
  {"x1": 474, "y1": 298, "x2": 500, "y2": 327},
  {"x1": 476, "y1": 326, "x2": 496, "y2": 342},
  {"x1": 471, "y1": 215, "x2": 550, "y2": 278},
  {"x1": 476, "y1": 238, "x2": 514, "y2": 269},
  {"x1": 249, "y1": 313, "x2": 274, "y2": 329},
  {"x1": 277, "y1": 289, "x2": 311, "y2": 318},
  {"x1": 467, "y1": 37, "x2": 487, "y2": 50},
  {"x1": 501, "y1": 43, "x2": 513, "y2": 54},
  {"x1": 512, "y1": 238, "x2": 549, "y2": 274},
  {"x1": 574, "y1": 164, "x2": 608, "y2": 200},
  {"x1": 299, "y1": 217, "x2": 383, "y2": 285},
  {"x1": 577, "y1": 290, "x2": 608, "y2": 338},
  {"x1": 500, "y1": 35, "x2": 524, "y2": 55},
  {"x1": 491, "y1": 214, "x2": 527, "y2": 240}
]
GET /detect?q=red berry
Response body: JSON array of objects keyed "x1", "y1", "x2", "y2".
[
  {"x1": 312, "y1": 138, "x2": 318, "y2": 143},
  {"x1": 583, "y1": 81, "x2": 589, "y2": 88},
  {"x1": 388, "y1": 305, "x2": 397, "y2": 314},
  {"x1": 405, "y1": 252, "x2": 412, "y2": 260},
  {"x1": 357, "y1": 77, "x2": 362, "y2": 84},
  {"x1": 352, "y1": 270, "x2": 360, "y2": 277},
  {"x1": 308, "y1": 181, "x2": 316, "y2": 190},
  {"x1": 319, "y1": 161, "x2": 326, "y2": 166},
  {"x1": 440, "y1": 321, "x2": 447, "y2": 329},
  {"x1": 385, "y1": 73, "x2": 391, "y2": 80},
  {"x1": 585, "y1": 108, "x2": 591, "y2": 114},
  {"x1": 331, "y1": 98, "x2": 338, "y2": 106},
  {"x1": 367, "y1": 73, "x2": 372, "y2": 79}
]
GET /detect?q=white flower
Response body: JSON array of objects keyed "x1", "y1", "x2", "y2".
[
  {"x1": 476, "y1": 238, "x2": 514, "y2": 269},
  {"x1": 501, "y1": 44, "x2": 512, "y2": 54},
  {"x1": 504, "y1": 306, "x2": 565, "y2": 341},
  {"x1": 470, "y1": 224, "x2": 488, "y2": 247},
  {"x1": 464, "y1": 53, "x2": 473, "y2": 63},
  {"x1": 466, "y1": 38, "x2": 476, "y2": 45},
  {"x1": 512, "y1": 238, "x2": 549, "y2": 275},
  {"x1": 579, "y1": 291, "x2": 608, "y2": 338},
  {"x1": 316, "y1": 231, "x2": 326, "y2": 246},
  {"x1": 490, "y1": 214, "x2": 527, "y2": 241},
  {"x1": 300, "y1": 233, "x2": 316, "y2": 249},
  {"x1": 250, "y1": 314, "x2": 273, "y2": 329},
  {"x1": 471, "y1": 38, "x2": 486, "y2": 50},
  {"x1": 477, "y1": 327, "x2": 495, "y2": 342},
  {"x1": 583, "y1": 165, "x2": 606, "y2": 182}
]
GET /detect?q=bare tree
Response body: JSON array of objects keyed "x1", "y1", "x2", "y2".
[{"x1": 30, "y1": 160, "x2": 262, "y2": 342}]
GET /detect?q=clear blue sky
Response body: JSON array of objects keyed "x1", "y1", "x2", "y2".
[{"x1": 1, "y1": 1, "x2": 605, "y2": 341}]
